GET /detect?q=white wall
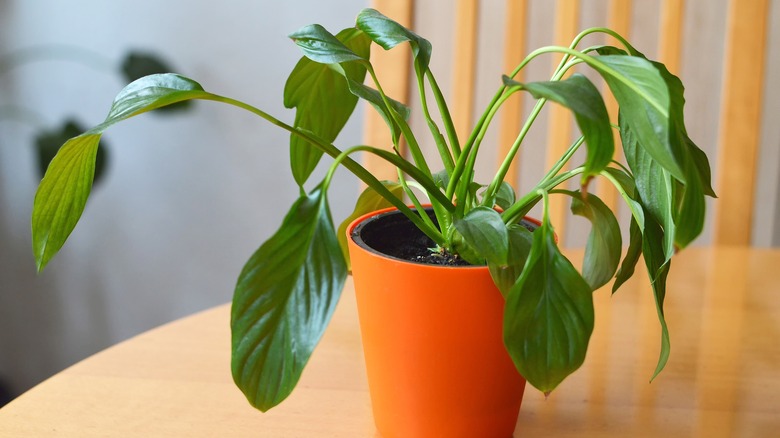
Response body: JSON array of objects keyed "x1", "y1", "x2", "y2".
[{"x1": 0, "y1": 0, "x2": 367, "y2": 396}]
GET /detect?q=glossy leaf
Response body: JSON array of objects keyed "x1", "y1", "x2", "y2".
[
  {"x1": 32, "y1": 74, "x2": 213, "y2": 271},
  {"x1": 621, "y1": 115, "x2": 676, "y2": 260},
  {"x1": 507, "y1": 74, "x2": 614, "y2": 180},
  {"x1": 602, "y1": 167, "x2": 645, "y2": 229},
  {"x1": 564, "y1": 191, "x2": 622, "y2": 290},
  {"x1": 288, "y1": 24, "x2": 365, "y2": 64},
  {"x1": 120, "y1": 51, "x2": 192, "y2": 113},
  {"x1": 231, "y1": 186, "x2": 347, "y2": 411},
  {"x1": 356, "y1": 8, "x2": 432, "y2": 73},
  {"x1": 336, "y1": 181, "x2": 404, "y2": 269},
  {"x1": 104, "y1": 74, "x2": 209, "y2": 122},
  {"x1": 503, "y1": 216, "x2": 595, "y2": 394},
  {"x1": 595, "y1": 55, "x2": 685, "y2": 182},
  {"x1": 652, "y1": 61, "x2": 712, "y2": 248},
  {"x1": 453, "y1": 207, "x2": 509, "y2": 266},
  {"x1": 285, "y1": 28, "x2": 370, "y2": 186},
  {"x1": 488, "y1": 224, "x2": 533, "y2": 296}
]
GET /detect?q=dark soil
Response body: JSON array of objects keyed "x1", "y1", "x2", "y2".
[{"x1": 351, "y1": 208, "x2": 537, "y2": 267}]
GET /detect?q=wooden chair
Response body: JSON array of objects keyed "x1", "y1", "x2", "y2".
[{"x1": 363, "y1": 0, "x2": 774, "y2": 247}]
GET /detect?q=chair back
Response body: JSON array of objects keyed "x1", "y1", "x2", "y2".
[{"x1": 364, "y1": 0, "x2": 776, "y2": 247}]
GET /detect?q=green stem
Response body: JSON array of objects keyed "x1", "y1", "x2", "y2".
[
  {"x1": 200, "y1": 94, "x2": 454, "y2": 213},
  {"x1": 365, "y1": 65, "x2": 433, "y2": 178},
  {"x1": 502, "y1": 166, "x2": 585, "y2": 224},
  {"x1": 416, "y1": 71, "x2": 454, "y2": 174},
  {"x1": 321, "y1": 144, "x2": 446, "y2": 245},
  {"x1": 426, "y1": 71, "x2": 461, "y2": 160}
]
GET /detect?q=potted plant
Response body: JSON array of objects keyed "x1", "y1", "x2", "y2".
[{"x1": 31, "y1": 8, "x2": 714, "y2": 437}]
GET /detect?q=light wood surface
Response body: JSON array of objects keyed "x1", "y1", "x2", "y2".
[{"x1": 1, "y1": 247, "x2": 779, "y2": 437}]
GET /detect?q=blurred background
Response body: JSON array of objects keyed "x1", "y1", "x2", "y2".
[
  {"x1": 0, "y1": 0, "x2": 778, "y2": 406},
  {"x1": 0, "y1": 0, "x2": 367, "y2": 403}
]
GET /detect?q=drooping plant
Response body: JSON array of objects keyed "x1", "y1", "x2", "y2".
[{"x1": 31, "y1": 9, "x2": 714, "y2": 411}]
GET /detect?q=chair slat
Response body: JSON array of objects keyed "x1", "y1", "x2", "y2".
[
  {"x1": 451, "y1": 0, "x2": 480, "y2": 142},
  {"x1": 714, "y1": 0, "x2": 769, "y2": 245},
  {"x1": 545, "y1": 0, "x2": 581, "y2": 244},
  {"x1": 497, "y1": 0, "x2": 529, "y2": 188}
]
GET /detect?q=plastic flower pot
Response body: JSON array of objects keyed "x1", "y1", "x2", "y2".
[{"x1": 347, "y1": 207, "x2": 533, "y2": 438}]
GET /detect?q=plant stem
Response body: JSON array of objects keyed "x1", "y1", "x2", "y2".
[
  {"x1": 415, "y1": 71, "x2": 454, "y2": 174},
  {"x1": 502, "y1": 166, "x2": 585, "y2": 224},
  {"x1": 199, "y1": 94, "x2": 455, "y2": 213},
  {"x1": 426, "y1": 71, "x2": 461, "y2": 160},
  {"x1": 321, "y1": 145, "x2": 446, "y2": 245}
]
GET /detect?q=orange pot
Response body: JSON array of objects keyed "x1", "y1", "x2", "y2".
[{"x1": 347, "y1": 207, "x2": 528, "y2": 438}]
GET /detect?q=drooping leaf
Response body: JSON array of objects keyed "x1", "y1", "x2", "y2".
[
  {"x1": 562, "y1": 191, "x2": 622, "y2": 290},
  {"x1": 355, "y1": 8, "x2": 432, "y2": 73},
  {"x1": 620, "y1": 115, "x2": 676, "y2": 260},
  {"x1": 506, "y1": 74, "x2": 614, "y2": 181},
  {"x1": 488, "y1": 224, "x2": 533, "y2": 296},
  {"x1": 612, "y1": 216, "x2": 643, "y2": 294},
  {"x1": 35, "y1": 119, "x2": 108, "y2": 186},
  {"x1": 336, "y1": 181, "x2": 404, "y2": 269},
  {"x1": 453, "y1": 207, "x2": 509, "y2": 266},
  {"x1": 120, "y1": 51, "x2": 192, "y2": 113},
  {"x1": 503, "y1": 215, "x2": 594, "y2": 394},
  {"x1": 640, "y1": 212, "x2": 672, "y2": 381},
  {"x1": 651, "y1": 61, "x2": 712, "y2": 248},
  {"x1": 285, "y1": 28, "x2": 370, "y2": 186},
  {"x1": 32, "y1": 74, "x2": 214, "y2": 271},
  {"x1": 288, "y1": 24, "x2": 365, "y2": 64},
  {"x1": 231, "y1": 186, "x2": 347, "y2": 411},
  {"x1": 595, "y1": 55, "x2": 686, "y2": 182},
  {"x1": 32, "y1": 134, "x2": 100, "y2": 271}
]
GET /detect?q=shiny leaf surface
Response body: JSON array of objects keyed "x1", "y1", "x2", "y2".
[
  {"x1": 231, "y1": 186, "x2": 347, "y2": 411},
  {"x1": 503, "y1": 216, "x2": 594, "y2": 394}
]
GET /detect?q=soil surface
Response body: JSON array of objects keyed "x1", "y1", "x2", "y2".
[{"x1": 352, "y1": 209, "x2": 536, "y2": 267}]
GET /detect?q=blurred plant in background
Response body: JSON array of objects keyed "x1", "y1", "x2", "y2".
[{"x1": 0, "y1": 46, "x2": 192, "y2": 187}]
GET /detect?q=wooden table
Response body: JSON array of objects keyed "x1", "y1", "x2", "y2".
[{"x1": 1, "y1": 247, "x2": 778, "y2": 437}]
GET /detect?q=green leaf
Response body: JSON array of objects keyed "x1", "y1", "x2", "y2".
[
  {"x1": 231, "y1": 186, "x2": 347, "y2": 412},
  {"x1": 495, "y1": 181, "x2": 516, "y2": 211},
  {"x1": 602, "y1": 167, "x2": 645, "y2": 229},
  {"x1": 595, "y1": 55, "x2": 686, "y2": 181},
  {"x1": 35, "y1": 119, "x2": 109, "y2": 187},
  {"x1": 356, "y1": 8, "x2": 432, "y2": 73},
  {"x1": 612, "y1": 216, "x2": 642, "y2": 294},
  {"x1": 640, "y1": 212, "x2": 672, "y2": 381},
  {"x1": 651, "y1": 61, "x2": 712, "y2": 248},
  {"x1": 120, "y1": 51, "x2": 192, "y2": 114},
  {"x1": 336, "y1": 181, "x2": 404, "y2": 269},
  {"x1": 488, "y1": 224, "x2": 533, "y2": 296},
  {"x1": 32, "y1": 134, "x2": 100, "y2": 271},
  {"x1": 453, "y1": 207, "x2": 509, "y2": 266},
  {"x1": 564, "y1": 191, "x2": 622, "y2": 290},
  {"x1": 503, "y1": 215, "x2": 595, "y2": 394},
  {"x1": 285, "y1": 28, "x2": 370, "y2": 186},
  {"x1": 507, "y1": 74, "x2": 614, "y2": 180},
  {"x1": 288, "y1": 24, "x2": 365, "y2": 64},
  {"x1": 104, "y1": 73, "x2": 208, "y2": 122},
  {"x1": 621, "y1": 115, "x2": 675, "y2": 260},
  {"x1": 32, "y1": 74, "x2": 214, "y2": 271}
]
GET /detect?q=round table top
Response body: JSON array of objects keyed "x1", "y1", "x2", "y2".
[{"x1": 1, "y1": 247, "x2": 779, "y2": 437}]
